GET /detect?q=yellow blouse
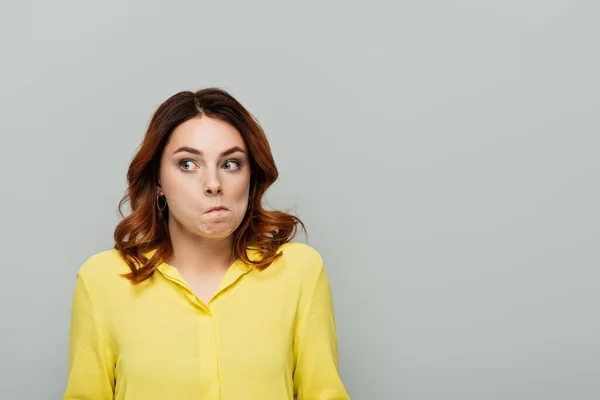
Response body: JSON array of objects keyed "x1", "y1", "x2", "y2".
[{"x1": 63, "y1": 242, "x2": 349, "y2": 399}]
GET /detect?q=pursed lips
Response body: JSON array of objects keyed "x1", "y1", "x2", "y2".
[{"x1": 205, "y1": 206, "x2": 229, "y2": 214}]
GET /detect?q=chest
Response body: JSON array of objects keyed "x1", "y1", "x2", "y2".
[
  {"x1": 109, "y1": 274, "x2": 299, "y2": 394},
  {"x1": 184, "y1": 272, "x2": 225, "y2": 304}
]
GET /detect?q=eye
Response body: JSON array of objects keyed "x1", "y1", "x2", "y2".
[
  {"x1": 223, "y1": 159, "x2": 243, "y2": 171},
  {"x1": 179, "y1": 159, "x2": 198, "y2": 172}
]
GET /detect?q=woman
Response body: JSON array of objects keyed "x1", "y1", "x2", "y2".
[{"x1": 63, "y1": 88, "x2": 349, "y2": 399}]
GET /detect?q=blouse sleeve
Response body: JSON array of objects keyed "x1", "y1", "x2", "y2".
[
  {"x1": 292, "y1": 256, "x2": 350, "y2": 400},
  {"x1": 63, "y1": 271, "x2": 115, "y2": 399}
]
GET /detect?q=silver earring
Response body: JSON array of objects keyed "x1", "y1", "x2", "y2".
[
  {"x1": 247, "y1": 196, "x2": 251, "y2": 210},
  {"x1": 157, "y1": 194, "x2": 167, "y2": 211}
]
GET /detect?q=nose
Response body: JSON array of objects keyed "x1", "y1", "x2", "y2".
[{"x1": 203, "y1": 169, "x2": 223, "y2": 196}]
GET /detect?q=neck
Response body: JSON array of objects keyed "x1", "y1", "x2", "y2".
[{"x1": 166, "y1": 218, "x2": 236, "y2": 275}]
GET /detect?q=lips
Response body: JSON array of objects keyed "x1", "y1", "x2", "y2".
[{"x1": 205, "y1": 206, "x2": 229, "y2": 214}]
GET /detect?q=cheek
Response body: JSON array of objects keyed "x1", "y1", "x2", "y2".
[
  {"x1": 229, "y1": 176, "x2": 251, "y2": 199},
  {"x1": 164, "y1": 183, "x2": 200, "y2": 214},
  {"x1": 171, "y1": 196, "x2": 199, "y2": 215}
]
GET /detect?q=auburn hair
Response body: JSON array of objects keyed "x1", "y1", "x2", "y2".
[{"x1": 113, "y1": 88, "x2": 307, "y2": 284}]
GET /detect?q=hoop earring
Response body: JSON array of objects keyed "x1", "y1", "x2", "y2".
[
  {"x1": 157, "y1": 194, "x2": 167, "y2": 211},
  {"x1": 247, "y1": 196, "x2": 251, "y2": 210}
]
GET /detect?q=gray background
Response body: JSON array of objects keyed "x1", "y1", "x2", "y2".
[{"x1": 1, "y1": 0, "x2": 598, "y2": 399}]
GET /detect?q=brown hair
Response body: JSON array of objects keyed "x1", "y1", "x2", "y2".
[{"x1": 113, "y1": 88, "x2": 307, "y2": 284}]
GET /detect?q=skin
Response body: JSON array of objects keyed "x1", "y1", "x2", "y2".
[{"x1": 156, "y1": 116, "x2": 252, "y2": 303}]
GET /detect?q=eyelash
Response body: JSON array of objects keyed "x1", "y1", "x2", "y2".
[{"x1": 179, "y1": 159, "x2": 244, "y2": 173}]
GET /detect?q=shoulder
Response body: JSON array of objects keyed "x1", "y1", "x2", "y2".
[
  {"x1": 76, "y1": 248, "x2": 132, "y2": 287},
  {"x1": 275, "y1": 243, "x2": 334, "y2": 315},
  {"x1": 274, "y1": 241, "x2": 325, "y2": 280},
  {"x1": 278, "y1": 241, "x2": 322, "y2": 261}
]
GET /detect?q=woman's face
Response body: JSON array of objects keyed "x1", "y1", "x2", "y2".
[{"x1": 157, "y1": 116, "x2": 251, "y2": 240}]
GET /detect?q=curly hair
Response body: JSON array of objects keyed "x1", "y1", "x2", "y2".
[{"x1": 113, "y1": 88, "x2": 307, "y2": 284}]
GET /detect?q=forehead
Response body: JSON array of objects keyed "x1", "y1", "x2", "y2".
[{"x1": 166, "y1": 116, "x2": 246, "y2": 153}]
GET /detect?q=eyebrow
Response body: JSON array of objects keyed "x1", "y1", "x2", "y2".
[{"x1": 172, "y1": 146, "x2": 247, "y2": 158}]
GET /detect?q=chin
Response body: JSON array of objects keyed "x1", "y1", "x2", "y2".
[
  {"x1": 195, "y1": 224, "x2": 237, "y2": 239},
  {"x1": 200, "y1": 231, "x2": 232, "y2": 240},
  {"x1": 174, "y1": 214, "x2": 240, "y2": 239}
]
